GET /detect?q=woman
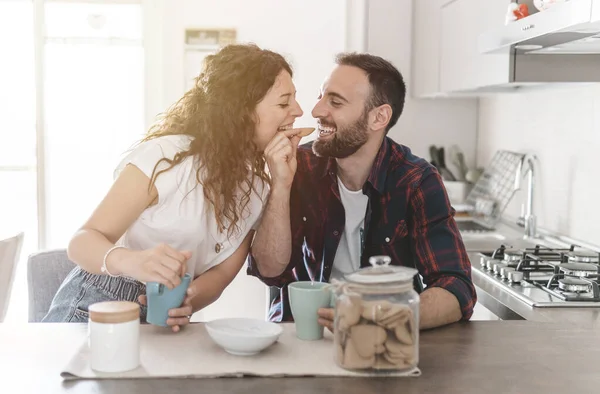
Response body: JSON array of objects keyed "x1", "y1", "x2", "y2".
[{"x1": 42, "y1": 43, "x2": 305, "y2": 332}]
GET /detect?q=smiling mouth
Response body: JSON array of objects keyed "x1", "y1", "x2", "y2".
[
  {"x1": 277, "y1": 124, "x2": 294, "y2": 132},
  {"x1": 318, "y1": 124, "x2": 337, "y2": 137}
]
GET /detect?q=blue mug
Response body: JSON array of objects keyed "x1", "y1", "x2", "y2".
[{"x1": 146, "y1": 273, "x2": 192, "y2": 327}]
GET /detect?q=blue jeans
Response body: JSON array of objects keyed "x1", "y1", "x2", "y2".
[{"x1": 42, "y1": 265, "x2": 148, "y2": 323}]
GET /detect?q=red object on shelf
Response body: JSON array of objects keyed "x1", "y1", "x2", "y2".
[{"x1": 513, "y1": 4, "x2": 529, "y2": 20}]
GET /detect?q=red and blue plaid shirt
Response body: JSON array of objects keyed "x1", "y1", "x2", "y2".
[{"x1": 247, "y1": 137, "x2": 476, "y2": 322}]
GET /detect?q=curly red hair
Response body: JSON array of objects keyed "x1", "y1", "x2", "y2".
[{"x1": 143, "y1": 43, "x2": 293, "y2": 237}]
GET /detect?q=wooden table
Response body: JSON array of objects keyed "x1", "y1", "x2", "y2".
[{"x1": 1, "y1": 320, "x2": 598, "y2": 393}]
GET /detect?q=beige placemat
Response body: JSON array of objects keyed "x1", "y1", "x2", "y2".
[{"x1": 61, "y1": 323, "x2": 421, "y2": 380}]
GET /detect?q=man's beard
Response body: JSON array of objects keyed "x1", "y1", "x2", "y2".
[{"x1": 312, "y1": 111, "x2": 369, "y2": 159}]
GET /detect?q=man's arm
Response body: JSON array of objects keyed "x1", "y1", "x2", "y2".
[
  {"x1": 419, "y1": 287, "x2": 463, "y2": 330},
  {"x1": 248, "y1": 128, "x2": 303, "y2": 284},
  {"x1": 409, "y1": 169, "x2": 477, "y2": 330},
  {"x1": 250, "y1": 186, "x2": 293, "y2": 278}
]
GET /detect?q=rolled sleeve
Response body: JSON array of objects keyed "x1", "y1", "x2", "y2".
[
  {"x1": 409, "y1": 169, "x2": 477, "y2": 320},
  {"x1": 427, "y1": 272, "x2": 477, "y2": 320},
  {"x1": 246, "y1": 252, "x2": 295, "y2": 288}
]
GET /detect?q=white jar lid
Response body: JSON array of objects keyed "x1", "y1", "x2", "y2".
[{"x1": 344, "y1": 255, "x2": 418, "y2": 285}]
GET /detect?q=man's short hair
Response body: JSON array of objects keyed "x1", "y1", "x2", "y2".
[{"x1": 335, "y1": 53, "x2": 406, "y2": 133}]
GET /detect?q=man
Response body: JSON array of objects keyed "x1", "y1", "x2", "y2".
[{"x1": 248, "y1": 52, "x2": 476, "y2": 330}]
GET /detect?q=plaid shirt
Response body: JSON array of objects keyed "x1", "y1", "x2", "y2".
[{"x1": 247, "y1": 137, "x2": 476, "y2": 322}]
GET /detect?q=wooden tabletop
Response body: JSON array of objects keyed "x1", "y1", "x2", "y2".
[{"x1": 1, "y1": 320, "x2": 598, "y2": 394}]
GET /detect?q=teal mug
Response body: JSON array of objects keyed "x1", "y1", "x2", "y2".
[
  {"x1": 146, "y1": 273, "x2": 192, "y2": 327},
  {"x1": 288, "y1": 281, "x2": 333, "y2": 341}
]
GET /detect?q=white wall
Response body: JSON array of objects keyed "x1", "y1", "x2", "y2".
[
  {"x1": 478, "y1": 84, "x2": 600, "y2": 245},
  {"x1": 158, "y1": 0, "x2": 347, "y2": 129}
]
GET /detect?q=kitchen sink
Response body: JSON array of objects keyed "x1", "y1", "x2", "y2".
[
  {"x1": 460, "y1": 231, "x2": 506, "y2": 240},
  {"x1": 460, "y1": 232, "x2": 506, "y2": 252},
  {"x1": 461, "y1": 233, "x2": 547, "y2": 253}
]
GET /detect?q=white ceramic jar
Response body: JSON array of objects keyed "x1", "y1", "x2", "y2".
[{"x1": 88, "y1": 301, "x2": 141, "y2": 373}]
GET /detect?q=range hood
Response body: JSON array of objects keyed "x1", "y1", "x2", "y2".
[
  {"x1": 480, "y1": 0, "x2": 600, "y2": 54},
  {"x1": 474, "y1": 0, "x2": 600, "y2": 89}
]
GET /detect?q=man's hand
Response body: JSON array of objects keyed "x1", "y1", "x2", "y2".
[{"x1": 317, "y1": 307, "x2": 334, "y2": 332}]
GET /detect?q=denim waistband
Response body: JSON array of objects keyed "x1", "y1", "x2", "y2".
[{"x1": 75, "y1": 266, "x2": 146, "y2": 302}]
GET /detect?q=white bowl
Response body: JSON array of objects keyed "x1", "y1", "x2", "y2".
[{"x1": 205, "y1": 318, "x2": 283, "y2": 356}]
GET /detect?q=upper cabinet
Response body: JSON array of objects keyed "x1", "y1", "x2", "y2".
[
  {"x1": 411, "y1": 0, "x2": 445, "y2": 98},
  {"x1": 439, "y1": 0, "x2": 511, "y2": 93},
  {"x1": 412, "y1": 0, "x2": 600, "y2": 96},
  {"x1": 412, "y1": 0, "x2": 512, "y2": 97}
]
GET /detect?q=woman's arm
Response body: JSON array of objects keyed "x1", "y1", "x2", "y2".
[{"x1": 68, "y1": 164, "x2": 190, "y2": 288}]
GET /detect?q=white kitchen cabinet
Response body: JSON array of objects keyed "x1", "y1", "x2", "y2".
[
  {"x1": 369, "y1": 0, "x2": 478, "y2": 178},
  {"x1": 438, "y1": 0, "x2": 511, "y2": 93},
  {"x1": 411, "y1": 0, "x2": 446, "y2": 98},
  {"x1": 412, "y1": 0, "x2": 513, "y2": 96}
]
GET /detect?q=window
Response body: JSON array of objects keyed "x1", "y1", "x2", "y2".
[
  {"x1": 0, "y1": 0, "x2": 38, "y2": 323},
  {"x1": 0, "y1": 0, "x2": 144, "y2": 322},
  {"x1": 43, "y1": 1, "x2": 145, "y2": 248}
]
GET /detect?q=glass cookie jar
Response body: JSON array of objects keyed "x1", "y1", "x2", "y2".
[{"x1": 332, "y1": 255, "x2": 420, "y2": 372}]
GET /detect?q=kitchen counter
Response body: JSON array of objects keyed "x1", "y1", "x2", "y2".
[
  {"x1": 1, "y1": 321, "x2": 599, "y2": 394},
  {"x1": 461, "y1": 220, "x2": 600, "y2": 327}
]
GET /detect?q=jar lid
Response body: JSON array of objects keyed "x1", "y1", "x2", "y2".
[
  {"x1": 344, "y1": 255, "x2": 418, "y2": 285},
  {"x1": 89, "y1": 301, "x2": 140, "y2": 324}
]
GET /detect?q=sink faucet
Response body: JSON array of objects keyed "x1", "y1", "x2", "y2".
[{"x1": 516, "y1": 154, "x2": 537, "y2": 239}]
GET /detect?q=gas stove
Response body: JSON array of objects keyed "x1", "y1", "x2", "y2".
[{"x1": 477, "y1": 244, "x2": 600, "y2": 307}]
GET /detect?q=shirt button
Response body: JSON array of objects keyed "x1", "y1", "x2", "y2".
[
  {"x1": 385, "y1": 237, "x2": 390, "y2": 243},
  {"x1": 303, "y1": 217, "x2": 307, "y2": 222},
  {"x1": 333, "y1": 231, "x2": 340, "y2": 236}
]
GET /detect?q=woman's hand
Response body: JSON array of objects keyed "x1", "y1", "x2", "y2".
[
  {"x1": 263, "y1": 128, "x2": 304, "y2": 190},
  {"x1": 138, "y1": 289, "x2": 195, "y2": 333},
  {"x1": 113, "y1": 243, "x2": 192, "y2": 289}
]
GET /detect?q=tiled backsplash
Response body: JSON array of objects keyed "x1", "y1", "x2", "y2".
[{"x1": 478, "y1": 85, "x2": 600, "y2": 245}]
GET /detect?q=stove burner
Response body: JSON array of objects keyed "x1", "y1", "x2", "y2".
[
  {"x1": 558, "y1": 262, "x2": 599, "y2": 278},
  {"x1": 503, "y1": 251, "x2": 522, "y2": 263},
  {"x1": 567, "y1": 251, "x2": 600, "y2": 264},
  {"x1": 558, "y1": 277, "x2": 592, "y2": 293}
]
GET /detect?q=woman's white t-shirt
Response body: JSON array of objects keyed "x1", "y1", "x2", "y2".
[{"x1": 114, "y1": 135, "x2": 268, "y2": 278}]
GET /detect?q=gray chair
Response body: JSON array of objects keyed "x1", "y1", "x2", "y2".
[
  {"x1": 0, "y1": 232, "x2": 25, "y2": 322},
  {"x1": 27, "y1": 249, "x2": 76, "y2": 322}
]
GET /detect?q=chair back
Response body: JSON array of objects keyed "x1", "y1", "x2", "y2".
[
  {"x1": 0, "y1": 232, "x2": 25, "y2": 322},
  {"x1": 27, "y1": 249, "x2": 76, "y2": 322}
]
